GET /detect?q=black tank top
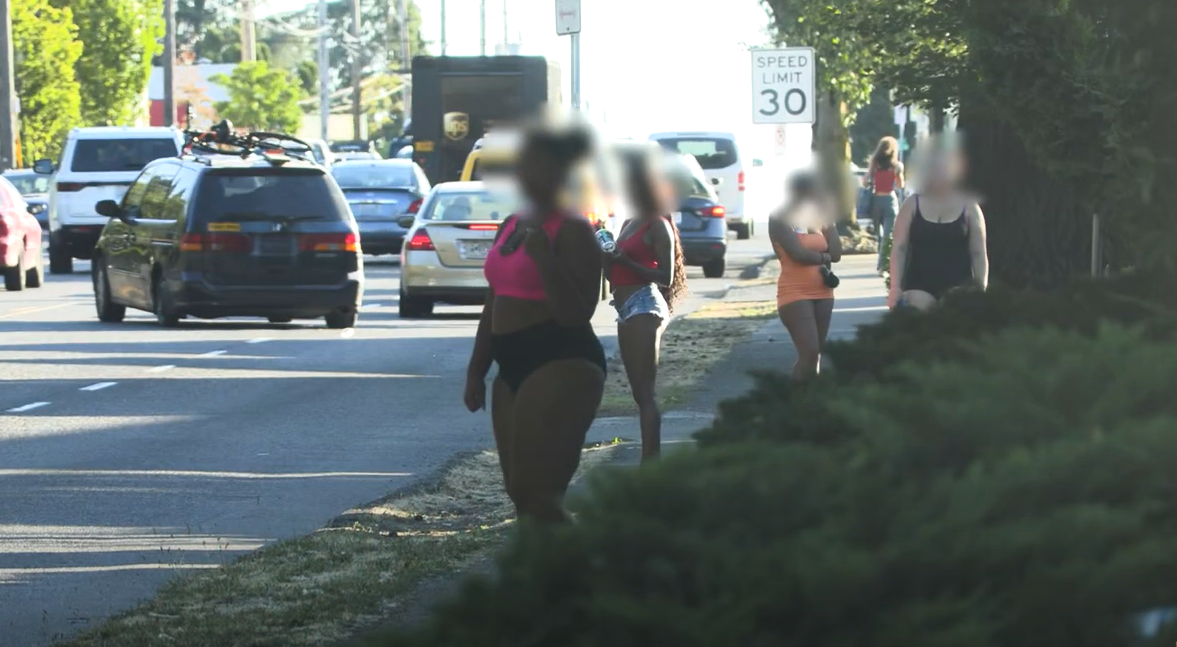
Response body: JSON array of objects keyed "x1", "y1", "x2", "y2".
[{"x1": 905, "y1": 195, "x2": 972, "y2": 291}]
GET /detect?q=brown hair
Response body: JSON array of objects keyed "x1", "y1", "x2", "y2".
[
  {"x1": 872, "y1": 136, "x2": 900, "y2": 170},
  {"x1": 623, "y1": 150, "x2": 688, "y2": 310}
]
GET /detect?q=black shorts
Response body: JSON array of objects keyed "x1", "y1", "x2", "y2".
[{"x1": 491, "y1": 320, "x2": 607, "y2": 393}]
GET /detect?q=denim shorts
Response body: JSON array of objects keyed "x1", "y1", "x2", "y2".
[{"x1": 614, "y1": 284, "x2": 670, "y2": 323}]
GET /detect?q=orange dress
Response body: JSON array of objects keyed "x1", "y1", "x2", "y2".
[{"x1": 774, "y1": 232, "x2": 834, "y2": 307}]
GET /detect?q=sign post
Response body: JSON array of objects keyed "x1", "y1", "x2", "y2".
[
  {"x1": 555, "y1": 0, "x2": 581, "y2": 110},
  {"x1": 751, "y1": 47, "x2": 816, "y2": 125}
]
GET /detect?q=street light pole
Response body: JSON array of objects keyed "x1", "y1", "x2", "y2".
[
  {"x1": 398, "y1": 0, "x2": 411, "y2": 116},
  {"x1": 570, "y1": 32, "x2": 580, "y2": 111},
  {"x1": 163, "y1": 0, "x2": 177, "y2": 127},
  {"x1": 440, "y1": 0, "x2": 446, "y2": 55},
  {"x1": 351, "y1": 0, "x2": 362, "y2": 141},
  {"x1": 0, "y1": 0, "x2": 17, "y2": 169},
  {"x1": 479, "y1": 0, "x2": 486, "y2": 56},
  {"x1": 318, "y1": 0, "x2": 329, "y2": 142}
]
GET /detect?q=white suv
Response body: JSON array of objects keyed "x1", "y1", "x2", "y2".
[
  {"x1": 648, "y1": 131, "x2": 749, "y2": 239},
  {"x1": 34, "y1": 127, "x2": 184, "y2": 274}
]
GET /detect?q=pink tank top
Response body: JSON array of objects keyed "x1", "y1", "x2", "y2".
[{"x1": 483, "y1": 215, "x2": 563, "y2": 301}]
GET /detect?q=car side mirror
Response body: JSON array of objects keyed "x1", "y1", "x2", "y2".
[
  {"x1": 752, "y1": 158, "x2": 764, "y2": 168},
  {"x1": 95, "y1": 199, "x2": 122, "y2": 219},
  {"x1": 33, "y1": 159, "x2": 55, "y2": 175},
  {"x1": 26, "y1": 203, "x2": 46, "y2": 215},
  {"x1": 396, "y1": 215, "x2": 416, "y2": 229}
]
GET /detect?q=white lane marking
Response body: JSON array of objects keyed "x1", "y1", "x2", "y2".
[
  {"x1": 0, "y1": 468, "x2": 412, "y2": 479},
  {"x1": 6, "y1": 402, "x2": 50, "y2": 413},
  {"x1": 197, "y1": 350, "x2": 227, "y2": 357},
  {"x1": 80, "y1": 382, "x2": 117, "y2": 392},
  {"x1": 247, "y1": 338, "x2": 271, "y2": 344},
  {"x1": 339, "y1": 328, "x2": 355, "y2": 338},
  {"x1": 0, "y1": 302, "x2": 74, "y2": 320},
  {"x1": 147, "y1": 365, "x2": 176, "y2": 373},
  {"x1": 359, "y1": 303, "x2": 382, "y2": 310}
]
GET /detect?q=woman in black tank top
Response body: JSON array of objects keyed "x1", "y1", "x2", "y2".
[{"x1": 888, "y1": 141, "x2": 989, "y2": 310}]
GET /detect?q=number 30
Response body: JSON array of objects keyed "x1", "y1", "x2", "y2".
[{"x1": 759, "y1": 89, "x2": 807, "y2": 117}]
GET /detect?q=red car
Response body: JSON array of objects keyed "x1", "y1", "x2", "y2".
[{"x1": 0, "y1": 175, "x2": 45, "y2": 291}]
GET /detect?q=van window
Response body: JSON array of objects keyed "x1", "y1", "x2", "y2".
[
  {"x1": 655, "y1": 138, "x2": 738, "y2": 171},
  {"x1": 193, "y1": 169, "x2": 349, "y2": 224},
  {"x1": 70, "y1": 138, "x2": 180, "y2": 173},
  {"x1": 140, "y1": 164, "x2": 180, "y2": 219}
]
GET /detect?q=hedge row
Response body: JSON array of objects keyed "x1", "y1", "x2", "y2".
[{"x1": 385, "y1": 275, "x2": 1177, "y2": 647}]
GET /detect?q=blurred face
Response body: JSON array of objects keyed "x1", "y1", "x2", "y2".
[
  {"x1": 516, "y1": 145, "x2": 562, "y2": 207},
  {"x1": 920, "y1": 148, "x2": 965, "y2": 194}
]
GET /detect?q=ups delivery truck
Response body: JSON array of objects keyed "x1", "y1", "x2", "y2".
[{"x1": 410, "y1": 56, "x2": 562, "y2": 185}]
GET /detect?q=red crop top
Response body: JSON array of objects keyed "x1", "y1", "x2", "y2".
[
  {"x1": 610, "y1": 220, "x2": 661, "y2": 287},
  {"x1": 483, "y1": 215, "x2": 563, "y2": 301}
]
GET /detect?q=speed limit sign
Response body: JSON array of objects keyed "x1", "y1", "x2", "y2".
[{"x1": 751, "y1": 47, "x2": 815, "y2": 125}]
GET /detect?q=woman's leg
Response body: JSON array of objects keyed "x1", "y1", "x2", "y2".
[
  {"x1": 618, "y1": 314, "x2": 664, "y2": 462},
  {"x1": 877, "y1": 200, "x2": 896, "y2": 273},
  {"x1": 777, "y1": 300, "x2": 822, "y2": 379},
  {"x1": 812, "y1": 298, "x2": 835, "y2": 370},
  {"x1": 490, "y1": 377, "x2": 517, "y2": 508},
  {"x1": 508, "y1": 359, "x2": 606, "y2": 523}
]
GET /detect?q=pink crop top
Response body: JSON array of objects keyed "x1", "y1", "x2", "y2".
[{"x1": 483, "y1": 215, "x2": 564, "y2": 301}]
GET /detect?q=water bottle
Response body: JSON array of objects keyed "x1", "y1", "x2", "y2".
[{"x1": 596, "y1": 229, "x2": 618, "y2": 255}]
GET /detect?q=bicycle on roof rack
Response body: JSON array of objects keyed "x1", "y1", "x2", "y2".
[{"x1": 182, "y1": 120, "x2": 315, "y2": 164}]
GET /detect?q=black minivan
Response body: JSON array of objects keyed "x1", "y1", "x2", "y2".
[{"x1": 91, "y1": 155, "x2": 364, "y2": 328}]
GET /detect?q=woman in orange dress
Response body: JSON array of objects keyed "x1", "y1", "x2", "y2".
[{"x1": 767, "y1": 172, "x2": 842, "y2": 379}]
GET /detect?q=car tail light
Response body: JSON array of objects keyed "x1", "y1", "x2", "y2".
[
  {"x1": 703, "y1": 206, "x2": 726, "y2": 218},
  {"x1": 179, "y1": 233, "x2": 252, "y2": 253},
  {"x1": 468, "y1": 223, "x2": 499, "y2": 231},
  {"x1": 299, "y1": 233, "x2": 358, "y2": 252},
  {"x1": 56, "y1": 182, "x2": 85, "y2": 192},
  {"x1": 407, "y1": 198, "x2": 423, "y2": 214},
  {"x1": 406, "y1": 229, "x2": 434, "y2": 251},
  {"x1": 738, "y1": 171, "x2": 746, "y2": 192}
]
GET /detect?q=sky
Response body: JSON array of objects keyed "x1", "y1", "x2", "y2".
[{"x1": 258, "y1": 0, "x2": 813, "y2": 162}]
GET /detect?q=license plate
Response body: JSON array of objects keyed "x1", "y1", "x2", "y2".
[
  {"x1": 256, "y1": 235, "x2": 293, "y2": 255},
  {"x1": 353, "y1": 204, "x2": 381, "y2": 217},
  {"x1": 672, "y1": 212, "x2": 683, "y2": 225},
  {"x1": 360, "y1": 220, "x2": 396, "y2": 231},
  {"x1": 457, "y1": 240, "x2": 491, "y2": 260}
]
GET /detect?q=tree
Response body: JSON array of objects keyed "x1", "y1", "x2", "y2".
[
  {"x1": 212, "y1": 61, "x2": 302, "y2": 132},
  {"x1": 58, "y1": 0, "x2": 165, "y2": 125},
  {"x1": 12, "y1": 0, "x2": 83, "y2": 165}
]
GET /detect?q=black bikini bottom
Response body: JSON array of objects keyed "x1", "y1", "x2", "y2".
[{"x1": 492, "y1": 320, "x2": 606, "y2": 393}]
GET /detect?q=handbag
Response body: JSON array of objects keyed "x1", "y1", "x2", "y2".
[{"x1": 855, "y1": 172, "x2": 874, "y2": 219}]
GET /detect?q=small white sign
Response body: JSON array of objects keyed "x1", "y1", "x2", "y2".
[
  {"x1": 773, "y1": 125, "x2": 787, "y2": 157},
  {"x1": 751, "y1": 47, "x2": 816, "y2": 125},
  {"x1": 894, "y1": 105, "x2": 907, "y2": 127},
  {"x1": 555, "y1": 0, "x2": 581, "y2": 36}
]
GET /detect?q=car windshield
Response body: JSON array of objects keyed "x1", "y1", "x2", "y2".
[
  {"x1": 5, "y1": 173, "x2": 51, "y2": 194},
  {"x1": 332, "y1": 165, "x2": 416, "y2": 190},
  {"x1": 70, "y1": 138, "x2": 179, "y2": 173},
  {"x1": 422, "y1": 190, "x2": 518, "y2": 222},
  {"x1": 655, "y1": 137, "x2": 738, "y2": 170},
  {"x1": 194, "y1": 170, "x2": 348, "y2": 224}
]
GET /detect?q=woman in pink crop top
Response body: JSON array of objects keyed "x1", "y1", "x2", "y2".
[
  {"x1": 464, "y1": 125, "x2": 606, "y2": 524},
  {"x1": 603, "y1": 149, "x2": 687, "y2": 462}
]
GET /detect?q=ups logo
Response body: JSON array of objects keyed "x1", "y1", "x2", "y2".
[{"x1": 444, "y1": 112, "x2": 470, "y2": 141}]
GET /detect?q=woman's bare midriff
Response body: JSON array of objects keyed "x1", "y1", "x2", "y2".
[
  {"x1": 491, "y1": 296, "x2": 556, "y2": 335},
  {"x1": 611, "y1": 283, "x2": 649, "y2": 307}
]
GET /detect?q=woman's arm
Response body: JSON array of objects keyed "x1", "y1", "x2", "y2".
[
  {"x1": 528, "y1": 217, "x2": 602, "y2": 326},
  {"x1": 768, "y1": 211, "x2": 828, "y2": 266},
  {"x1": 967, "y1": 202, "x2": 989, "y2": 290},
  {"x1": 822, "y1": 225, "x2": 842, "y2": 263},
  {"x1": 862, "y1": 160, "x2": 875, "y2": 187},
  {"x1": 895, "y1": 162, "x2": 906, "y2": 190},
  {"x1": 888, "y1": 195, "x2": 917, "y2": 302},
  {"x1": 467, "y1": 289, "x2": 496, "y2": 380}
]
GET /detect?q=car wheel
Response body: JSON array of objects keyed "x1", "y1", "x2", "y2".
[
  {"x1": 93, "y1": 261, "x2": 126, "y2": 323},
  {"x1": 153, "y1": 276, "x2": 181, "y2": 327},
  {"x1": 398, "y1": 287, "x2": 434, "y2": 318},
  {"x1": 735, "y1": 223, "x2": 751, "y2": 240},
  {"x1": 702, "y1": 257, "x2": 726, "y2": 279},
  {"x1": 4, "y1": 250, "x2": 25, "y2": 291},
  {"x1": 26, "y1": 251, "x2": 43, "y2": 288},
  {"x1": 325, "y1": 310, "x2": 357, "y2": 329},
  {"x1": 49, "y1": 235, "x2": 72, "y2": 274},
  {"x1": 267, "y1": 316, "x2": 293, "y2": 324}
]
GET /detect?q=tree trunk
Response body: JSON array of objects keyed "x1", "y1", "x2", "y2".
[{"x1": 815, "y1": 92, "x2": 854, "y2": 225}]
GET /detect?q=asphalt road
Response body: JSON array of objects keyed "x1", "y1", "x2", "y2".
[{"x1": 0, "y1": 233, "x2": 774, "y2": 646}]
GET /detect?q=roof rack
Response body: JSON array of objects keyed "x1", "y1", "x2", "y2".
[{"x1": 181, "y1": 120, "x2": 316, "y2": 166}]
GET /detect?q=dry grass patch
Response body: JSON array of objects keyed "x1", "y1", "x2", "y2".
[
  {"x1": 599, "y1": 300, "x2": 777, "y2": 416},
  {"x1": 62, "y1": 447, "x2": 619, "y2": 647}
]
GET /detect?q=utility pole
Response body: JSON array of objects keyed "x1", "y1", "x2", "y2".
[
  {"x1": 440, "y1": 0, "x2": 447, "y2": 55},
  {"x1": 479, "y1": 0, "x2": 486, "y2": 56},
  {"x1": 318, "y1": 0, "x2": 329, "y2": 142},
  {"x1": 502, "y1": 0, "x2": 508, "y2": 51},
  {"x1": 398, "y1": 0, "x2": 411, "y2": 116},
  {"x1": 570, "y1": 32, "x2": 580, "y2": 110},
  {"x1": 0, "y1": 0, "x2": 17, "y2": 169},
  {"x1": 241, "y1": 0, "x2": 256, "y2": 62},
  {"x1": 351, "y1": 0, "x2": 362, "y2": 141},
  {"x1": 163, "y1": 0, "x2": 177, "y2": 127}
]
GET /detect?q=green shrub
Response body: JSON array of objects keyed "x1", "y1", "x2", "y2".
[{"x1": 387, "y1": 326, "x2": 1177, "y2": 647}]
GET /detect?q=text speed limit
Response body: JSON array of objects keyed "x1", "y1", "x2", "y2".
[{"x1": 751, "y1": 47, "x2": 816, "y2": 125}]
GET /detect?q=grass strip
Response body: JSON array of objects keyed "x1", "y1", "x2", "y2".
[
  {"x1": 62, "y1": 447, "x2": 619, "y2": 647},
  {"x1": 598, "y1": 299, "x2": 778, "y2": 416}
]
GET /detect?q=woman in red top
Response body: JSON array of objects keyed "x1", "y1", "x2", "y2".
[
  {"x1": 604, "y1": 149, "x2": 688, "y2": 462},
  {"x1": 863, "y1": 136, "x2": 906, "y2": 273}
]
